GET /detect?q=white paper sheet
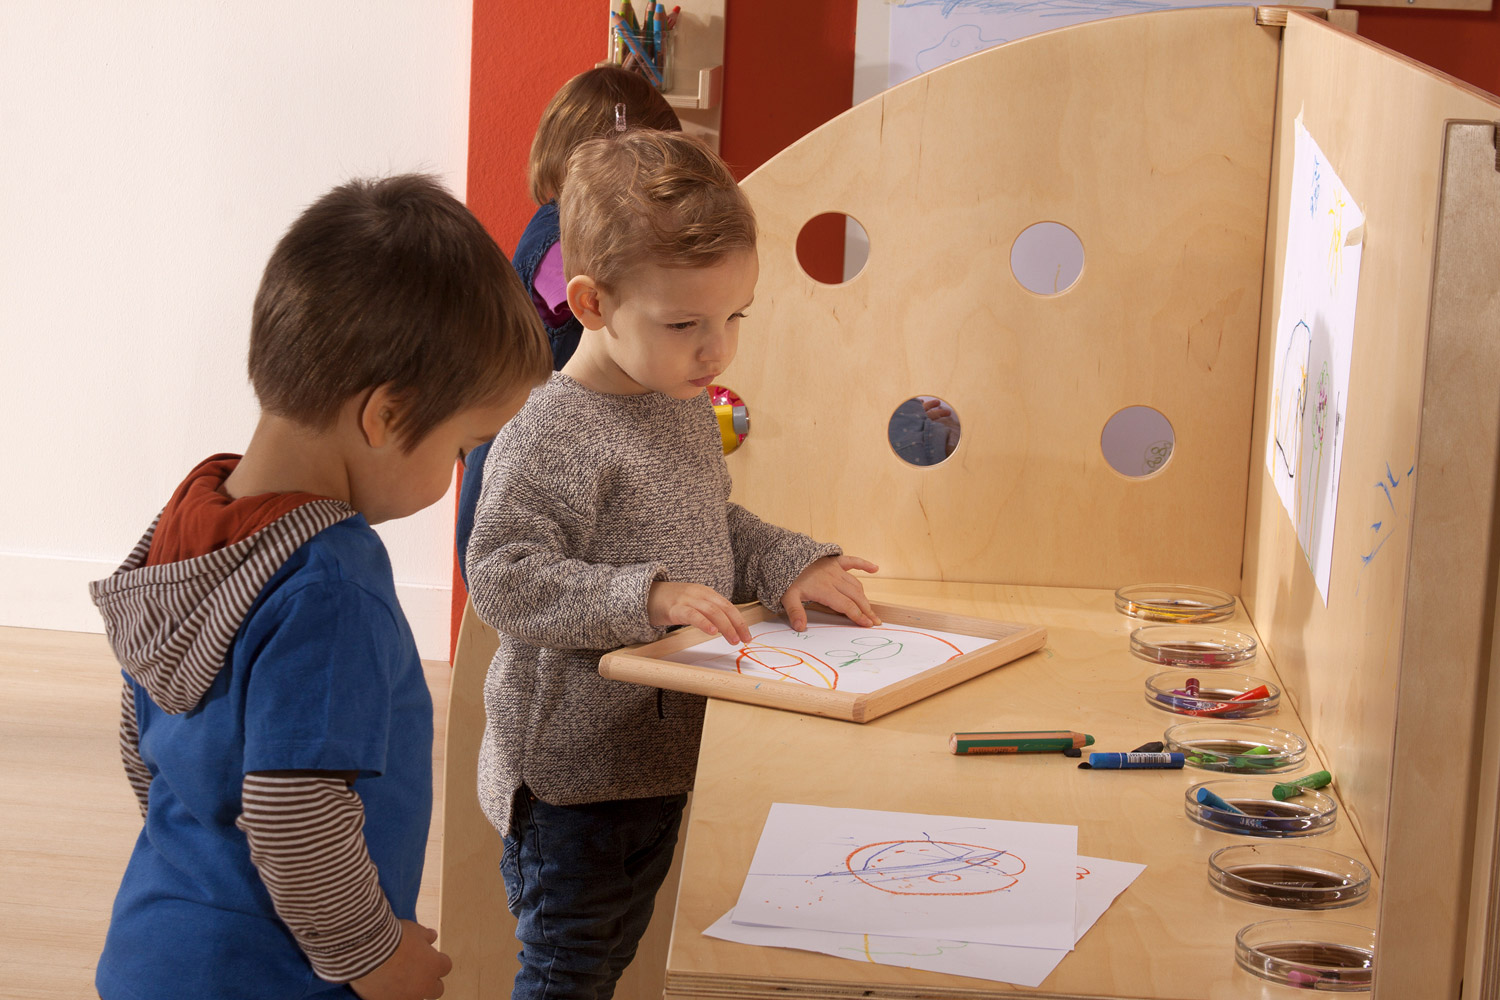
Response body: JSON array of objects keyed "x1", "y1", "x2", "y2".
[
  {"x1": 707, "y1": 855, "x2": 1146, "y2": 988},
  {"x1": 732, "y1": 803, "x2": 1079, "y2": 950},
  {"x1": 1265, "y1": 120, "x2": 1365, "y2": 603},
  {"x1": 662, "y1": 611, "x2": 993, "y2": 694}
]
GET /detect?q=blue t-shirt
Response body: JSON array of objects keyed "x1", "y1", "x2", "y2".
[{"x1": 96, "y1": 517, "x2": 433, "y2": 1000}]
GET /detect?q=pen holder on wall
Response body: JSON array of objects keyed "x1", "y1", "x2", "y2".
[{"x1": 612, "y1": 24, "x2": 674, "y2": 92}]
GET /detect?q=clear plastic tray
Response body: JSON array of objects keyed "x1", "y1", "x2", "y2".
[
  {"x1": 1129, "y1": 625, "x2": 1257, "y2": 667},
  {"x1": 1114, "y1": 583, "x2": 1236, "y2": 623},
  {"x1": 1186, "y1": 778, "x2": 1337, "y2": 837},
  {"x1": 1235, "y1": 918, "x2": 1374, "y2": 990},
  {"x1": 1145, "y1": 670, "x2": 1280, "y2": 719},
  {"x1": 1209, "y1": 845, "x2": 1371, "y2": 909},
  {"x1": 1164, "y1": 722, "x2": 1306, "y2": 772}
]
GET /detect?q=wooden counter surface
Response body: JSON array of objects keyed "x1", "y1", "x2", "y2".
[{"x1": 664, "y1": 581, "x2": 1378, "y2": 999}]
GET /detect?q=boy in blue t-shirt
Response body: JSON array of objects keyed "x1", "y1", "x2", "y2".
[{"x1": 89, "y1": 175, "x2": 550, "y2": 1000}]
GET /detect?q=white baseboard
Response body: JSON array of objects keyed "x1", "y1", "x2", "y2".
[{"x1": 0, "y1": 552, "x2": 454, "y2": 662}]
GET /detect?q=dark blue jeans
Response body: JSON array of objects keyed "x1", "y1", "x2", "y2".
[{"x1": 500, "y1": 789, "x2": 687, "y2": 1000}]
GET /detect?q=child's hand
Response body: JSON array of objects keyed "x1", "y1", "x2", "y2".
[
  {"x1": 648, "y1": 581, "x2": 754, "y2": 645},
  {"x1": 782, "y1": 556, "x2": 880, "y2": 631},
  {"x1": 350, "y1": 920, "x2": 452, "y2": 1000}
]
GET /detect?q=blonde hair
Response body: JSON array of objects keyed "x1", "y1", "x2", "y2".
[
  {"x1": 558, "y1": 130, "x2": 757, "y2": 290},
  {"x1": 528, "y1": 66, "x2": 681, "y2": 206}
]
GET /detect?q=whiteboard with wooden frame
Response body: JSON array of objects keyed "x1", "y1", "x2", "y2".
[{"x1": 599, "y1": 601, "x2": 1046, "y2": 723}]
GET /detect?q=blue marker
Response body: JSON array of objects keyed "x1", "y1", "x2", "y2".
[
  {"x1": 1196, "y1": 786, "x2": 1248, "y2": 814},
  {"x1": 1088, "y1": 752, "x2": 1185, "y2": 769}
]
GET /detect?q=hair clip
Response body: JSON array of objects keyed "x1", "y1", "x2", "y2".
[{"x1": 614, "y1": 102, "x2": 628, "y2": 132}]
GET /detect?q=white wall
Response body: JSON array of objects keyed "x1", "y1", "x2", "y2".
[{"x1": 1, "y1": 4, "x2": 474, "y2": 660}]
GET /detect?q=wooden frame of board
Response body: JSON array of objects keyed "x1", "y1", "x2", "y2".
[{"x1": 599, "y1": 602, "x2": 1047, "y2": 723}]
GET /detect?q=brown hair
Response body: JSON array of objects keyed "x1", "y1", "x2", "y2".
[
  {"x1": 558, "y1": 130, "x2": 756, "y2": 290},
  {"x1": 528, "y1": 66, "x2": 681, "y2": 206},
  {"x1": 248, "y1": 174, "x2": 550, "y2": 449}
]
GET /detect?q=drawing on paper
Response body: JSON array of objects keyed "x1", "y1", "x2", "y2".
[
  {"x1": 731, "y1": 624, "x2": 963, "y2": 690},
  {"x1": 734, "y1": 803, "x2": 1080, "y2": 950},
  {"x1": 663, "y1": 612, "x2": 991, "y2": 695},
  {"x1": 842, "y1": 839, "x2": 1026, "y2": 896},
  {"x1": 885, "y1": 0, "x2": 1298, "y2": 90},
  {"x1": 1264, "y1": 121, "x2": 1364, "y2": 603}
]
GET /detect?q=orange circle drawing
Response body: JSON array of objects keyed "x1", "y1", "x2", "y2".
[{"x1": 844, "y1": 840, "x2": 1026, "y2": 896}]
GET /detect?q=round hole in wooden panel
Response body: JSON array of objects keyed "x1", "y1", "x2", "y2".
[
  {"x1": 1011, "y1": 221, "x2": 1084, "y2": 295},
  {"x1": 797, "y1": 212, "x2": 869, "y2": 284},
  {"x1": 709, "y1": 384, "x2": 749, "y2": 455},
  {"x1": 1102, "y1": 405, "x2": 1174, "y2": 477},
  {"x1": 889, "y1": 396, "x2": 960, "y2": 467}
]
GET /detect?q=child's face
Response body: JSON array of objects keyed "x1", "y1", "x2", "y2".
[
  {"x1": 356, "y1": 387, "x2": 530, "y2": 525},
  {"x1": 592, "y1": 249, "x2": 758, "y2": 399}
]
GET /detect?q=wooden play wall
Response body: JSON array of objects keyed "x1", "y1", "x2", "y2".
[
  {"x1": 727, "y1": 6, "x2": 1278, "y2": 594},
  {"x1": 728, "y1": 8, "x2": 1500, "y2": 996},
  {"x1": 1242, "y1": 15, "x2": 1500, "y2": 998}
]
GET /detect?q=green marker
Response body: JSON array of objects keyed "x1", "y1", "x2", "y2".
[
  {"x1": 1273, "y1": 770, "x2": 1332, "y2": 800},
  {"x1": 950, "y1": 730, "x2": 1096, "y2": 755}
]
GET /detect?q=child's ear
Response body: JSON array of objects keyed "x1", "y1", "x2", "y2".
[
  {"x1": 358, "y1": 383, "x2": 402, "y2": 449},
  {"x1": 567, "y1": 275, "x2": 608, "y2": 331}
]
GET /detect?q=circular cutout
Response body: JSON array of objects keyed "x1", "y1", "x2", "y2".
[
  {"x1": 708, "y1": 384, "x2": 749, "y2": 454},
  {"x1": 796, "y1": 212, "x2": 869, "y2": 284},
  {"x1": 1010, "y1": 221, "x2": 1084, "y2": 295},
  {"x1": 889, "y1": 396, "x2": 961, "y2": 467},
  {"x1": 1101, "y1": 405, "x2": 1174, "y2": 477}
]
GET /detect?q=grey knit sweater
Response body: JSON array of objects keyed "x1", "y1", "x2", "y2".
[{"x1": 467, "y1": 372, "x2": 840, "y2": 836}]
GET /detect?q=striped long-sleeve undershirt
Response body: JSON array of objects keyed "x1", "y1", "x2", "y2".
[
  {"x1": 235, "y1": 774, "x2": 402, "y2": 984},
  {"x1": 118, "y1": 679, "x2": 151, "y2": 818}
]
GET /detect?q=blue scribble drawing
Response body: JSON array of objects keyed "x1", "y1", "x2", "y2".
[
  {"x1": 1356, "y1": 461, "x2": 1415, "y2": 595},
  {"x1": 1310, "y1": 154, "x2": 1322, "y2": 217},
  {"x1": 916, "y1": 24, "x2": 1009, "y2": 72},
  {"x1": 1272, "y1": 320, "x2": 1313, "y2": 479},
  {"x1": 897, "y1": 0, "x2": 1180, "y2": 19}
]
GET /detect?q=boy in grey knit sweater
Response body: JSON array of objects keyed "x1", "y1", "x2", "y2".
[{"x1": 466, "y1": 130, "x2": 879, "y2": 999}]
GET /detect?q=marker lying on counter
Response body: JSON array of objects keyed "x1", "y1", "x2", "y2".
[
  {"x1": 1080, "y1": 752, "x2": 1186, "y2": 770},
  {"x1": 950, "y1": 730, "x2": 1095, "y2": 754}
]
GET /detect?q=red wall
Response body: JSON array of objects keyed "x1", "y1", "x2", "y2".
[
  {"x1": 1348, "y1": 1, "x2": 1500, "y2": 98},
  {"x1": 453, "y1": 0, "x2": 857, "y2": 657}
]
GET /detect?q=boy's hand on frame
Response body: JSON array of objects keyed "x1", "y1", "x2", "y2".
[
  {"x1": 350, "y1": 920, "x2": 452, "y2": 1000},
  {"x1": 782, "y1": 555, "x2": 880, "y2": 631},
  {"x1": 648, "y1": 581, "x2": 754, "y2": 645}
]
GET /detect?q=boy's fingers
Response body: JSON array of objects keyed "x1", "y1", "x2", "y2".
[
  {"x1": 704, "y1": 603, "x2": 742, "y2": 645},
  {"x1": 838, "y1": 555, "x2": 879, "y2": 574},
  {"x1": 687, "y1": 608, "x2": 719, "y2": 636},
  {"x1": 841, "y1": 581, "x2": 880, "y2": 625},
  {"x1": 724, "y1": 605, "x2": 754, "y2": 645},
  {"x1": 824, "y1": 592, "x2": 873, "y2": 627},
  {"x1": 784, "y1": 594, "x2": 808, "y2": 631}
]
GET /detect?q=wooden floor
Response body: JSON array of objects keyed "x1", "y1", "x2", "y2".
[{"x1": 0, "y1": 626, "x2": 450, "y2": 1000}]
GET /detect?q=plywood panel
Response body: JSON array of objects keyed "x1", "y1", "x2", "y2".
[
  {"x1": 666, "y1": 580, "x2": 1379, "y2": 1000},
  {"x1": 1240, "y1": 17, "x2": 1500, "y2": 1000},
  {"x1": 728, "y1": 7, "x2": 1280, "y2": 594}
]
